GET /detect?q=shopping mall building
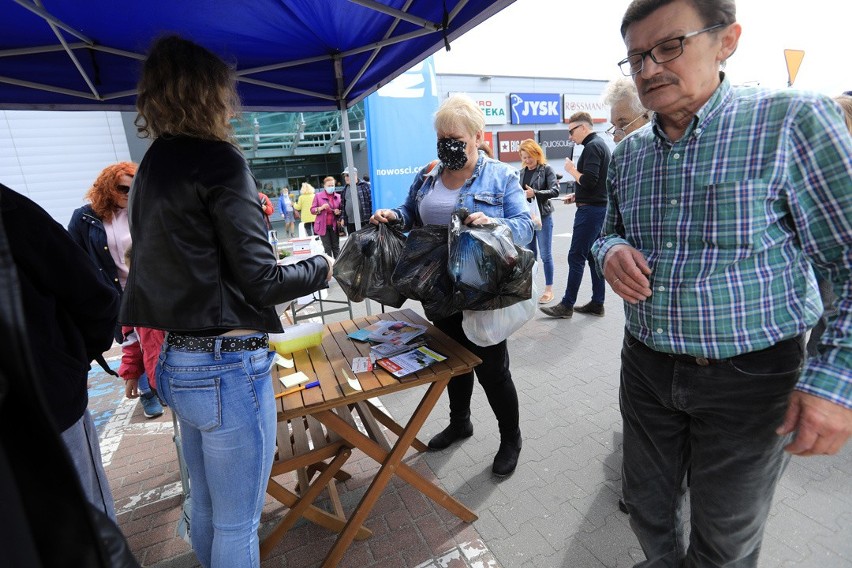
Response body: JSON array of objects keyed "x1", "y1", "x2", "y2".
[{"x1": 0, "y1": 72, "x2": 612, "y2": 226}]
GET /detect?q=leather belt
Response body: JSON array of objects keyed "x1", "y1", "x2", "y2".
[{"x1": 166, "y1": 333, "x2": 269, "y2": 353}]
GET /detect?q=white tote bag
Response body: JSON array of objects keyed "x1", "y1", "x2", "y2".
[{"x1": 462, "y1": 261, "x2": 539, "y2": 347}]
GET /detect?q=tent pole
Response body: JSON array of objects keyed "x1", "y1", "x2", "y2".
[{"x1": 336, "y1": 56, "x2": 371, "y2": 315}]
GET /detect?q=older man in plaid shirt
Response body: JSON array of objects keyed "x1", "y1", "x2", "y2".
[{"x1": 592, "y1": 0, "x2": 852, "y2": 566}]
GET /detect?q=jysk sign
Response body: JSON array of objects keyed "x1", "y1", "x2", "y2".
[
  {"x1": 538, "y1": 130, "x2": 575, "y2": 160},
  {"x1": 453, "y1": 92, "x2": 507, "y2": 125},
  {"x1": 510, "y1": 93, "x2": 561, "y2": 124},
  {"x1": 497, "y1": 130, "x2": 534, "y2": 162}
]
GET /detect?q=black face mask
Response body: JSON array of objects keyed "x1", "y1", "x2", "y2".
[{"x1": 437, "y1": 138, "x2": 468, "y2": 170}]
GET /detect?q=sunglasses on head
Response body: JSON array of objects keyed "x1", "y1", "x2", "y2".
[{"x1": 117, "y1": 184, "x2": 130, "y2": 194}]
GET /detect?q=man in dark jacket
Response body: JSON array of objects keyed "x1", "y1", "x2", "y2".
[
  {"x1": 341, "y1": 166, "x2": 372, "y2": 234},
  {"x1": 541, "y1": 111, "x2": 612, "y2": 318},
  {"x1": 0, "y1": 183, "x2": 120, "y2": 521}
]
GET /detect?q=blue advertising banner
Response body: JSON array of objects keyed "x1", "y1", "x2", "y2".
[
  {"x1": 365, "y1": 57, "x2": 440, "y2": 213},
  {"x1": 509, "y1": 93, "x2": 561, "y2": 125}
]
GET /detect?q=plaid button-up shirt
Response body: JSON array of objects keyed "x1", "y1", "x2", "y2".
[{"x1": 593, "y1": 76, "x2": 852, "y2": 408}]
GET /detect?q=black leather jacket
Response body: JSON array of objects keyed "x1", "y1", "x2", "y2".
[
  {"x1": 521, "y1": 163, "x2": 559, "y2": 217},
  {"x1": 119, "y1": 136, "x2": 328, "y2": 335}
]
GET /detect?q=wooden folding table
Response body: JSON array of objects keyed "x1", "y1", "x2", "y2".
[{"x1": 263, "y1": 308, "x2": 481, "y2": 566}]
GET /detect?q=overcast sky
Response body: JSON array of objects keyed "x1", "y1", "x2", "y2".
[{"x1": 433, "y1": 0, "x2": 849, "y2": 96}]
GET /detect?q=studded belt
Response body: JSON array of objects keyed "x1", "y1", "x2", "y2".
[{"x1": 166, "y1": 333, "x2": 269, "y2": 353}]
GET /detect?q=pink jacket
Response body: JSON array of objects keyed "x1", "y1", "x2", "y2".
[
  {"x1": 310, "y1": 191, "x2": 342, "y2": 236},
  {"x1": 118, "y1": 325, "x2": 166, "y2": 389}
]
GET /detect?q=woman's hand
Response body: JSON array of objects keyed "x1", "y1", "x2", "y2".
[
  {"x1": 563, "y1": 193, "x2": 576, "y2": 205},
  {"x1": 319, "y1": 253, "x2": 335, "y2": 281},
  {"x1": 463, "y1": 211, "x2": 492, "y2": 226},
  {"x1": 524, "y1": 185, "x2": 535, "y2": 199},
  {"x1": 370, "y1": 209, "x2": 397, "y2": 224}
]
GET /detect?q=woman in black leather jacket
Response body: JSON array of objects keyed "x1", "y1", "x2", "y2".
[
  {"x1": 518, "y1": 139, "x2": 560, "y2": 303},
  {"x1": 119, "y1": 35, "x2": 332, "y2": 568}
]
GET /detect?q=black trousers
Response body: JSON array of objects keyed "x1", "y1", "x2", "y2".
[
  {"x1": 319, "y1": 229, "x2": 340, "y2": 258},
  {"x1": 433, "y1": 311, "x2": 519, "y2": 439}
]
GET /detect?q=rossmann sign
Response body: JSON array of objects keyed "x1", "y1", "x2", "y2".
[
  {"x1": 509, "y1": 93, "x2": 561, "y2": 125},
  {"x1": 562, "y1": 94, "x2": 609, "y2": 123}
]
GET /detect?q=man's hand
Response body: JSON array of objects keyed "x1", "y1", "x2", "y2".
[
  {"x1": 777, "y1": 391, "x2": 852, "y2": 456},
  {"x1": 602, "y1": 244, "x2": 652, "y2": 304},
  {"x1": 563, "y1": 193, "x2": 576, "y2": 205}
]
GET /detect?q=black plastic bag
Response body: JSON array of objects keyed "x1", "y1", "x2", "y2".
[
  {"x1": 391, "y1": 225, "x2": 464, "y2": 320},
  {"x1": 448, "y1": 210, "x2": 534, "y2": 311},
  {"x1": 333, "y1": 221, "x2": 407, "y2": 307}
]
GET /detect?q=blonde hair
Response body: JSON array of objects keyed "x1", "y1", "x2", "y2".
[
  {"x1": 323, "y1": 176, "x2": 336, "y2": 185},
  {"x1": 834, "y1": 95, "x2": 852, "y2": 134},
  {"x1": 518, "y1": 139, "x2": 546, "y2": 165},
  {"x1": 300, "y1": 182, "x2": 315, "y2": 195},
  {"x1": 434, "y1": 94, "x2": 485, "y2": 138}
]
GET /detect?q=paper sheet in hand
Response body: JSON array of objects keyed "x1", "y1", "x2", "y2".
[{"x1": 280, "y1": 371, "x2": 312, "y2": 388}]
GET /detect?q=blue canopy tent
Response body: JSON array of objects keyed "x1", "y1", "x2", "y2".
[
  {"x1": 0, "y1": 0, "x2": 515, "y2": 227},
  {"x1": 0, "y1": 0, "x2": 514, "y2": 111}
]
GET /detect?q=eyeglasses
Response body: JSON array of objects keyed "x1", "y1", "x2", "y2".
[
  {"x1": 605, "y1": 113, "x2": 648, "y2": 138},
  {"x1": 116, "y1": 184, "x2": 131, "y2": 194},
  {"x1": 617, "y1": 24, "x2": 725, "y2": 76},
  {"x1": 567, "y1": 124, "x2": 583, "y2": 136}
]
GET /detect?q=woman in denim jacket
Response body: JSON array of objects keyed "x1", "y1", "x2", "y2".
[{"x1": 372, "y1": 94, "x2": 533, "y2": 477}]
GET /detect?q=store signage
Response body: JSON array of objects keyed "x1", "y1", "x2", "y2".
[
  {"x1": 451, "y1": 92, "x2": 507, "y2": 125},
  {"x1": 482, "y1": 131, "x2": 494, "y2": 154},
  {"x1": 538, "y1": 130, "x2": 575, "y2": 160},
  {"x1": 497, "y1": 130, "x2": 535, "y2": 162},
  {"x1": 562, "y1": 93, "x2": 609, "y2": 123},
  {"x1": 509, "y1": 93, "x2": 561, "y2": 124}
]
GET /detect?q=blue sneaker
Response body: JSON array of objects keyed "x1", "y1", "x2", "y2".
[{"x1": 140, "y1": 391, "x2": 164, "y2": 419}]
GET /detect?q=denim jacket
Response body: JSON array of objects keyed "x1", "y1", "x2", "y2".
[{"x1": 392, "y1": 152, "x2": 534, "y2": 247}]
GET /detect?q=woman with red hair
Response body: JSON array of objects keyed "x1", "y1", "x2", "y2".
[{"x1": 68, "y1": 161, "x2": 164, "y2": 419}]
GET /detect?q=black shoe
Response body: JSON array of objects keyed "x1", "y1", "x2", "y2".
[
  {"x1": 540, "y1": 303, "x2": 573, "y2": 318},
  {"x1": 428, "y1": 421, "x2": 473, "y2": 450},
  {"x1": 574, "y1": 302, "x2": 605, "y2": 317},
  {"x1": 492, "y1": 432, "x2": 522, "y2": 477}
]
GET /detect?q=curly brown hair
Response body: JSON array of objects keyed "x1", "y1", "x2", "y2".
[
  {"x1": 135, "y1": 35, "x2": 240, "y2": 142},
  {"x1": 86, "y1": 162, "x2": 137, "y2": 222}
]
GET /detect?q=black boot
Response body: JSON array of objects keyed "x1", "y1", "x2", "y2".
[
  {"x1": 492, "y1": 429, "x2": 522, "y2": 477},
  {"x1": 427, "y1": 420, "x2": 473, "y2": 450}
]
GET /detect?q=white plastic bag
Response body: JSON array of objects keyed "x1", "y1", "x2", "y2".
[
  {"x1": 462, "y1": 262, "x2": 539, "y2": 347},
  {"x1": 528, "y1": 200, "x2": 542, "y2": 231}
]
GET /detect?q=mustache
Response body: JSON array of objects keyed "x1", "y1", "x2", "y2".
[{"x1": 641, "y1": 75, "x2": 678, "y2": 94}]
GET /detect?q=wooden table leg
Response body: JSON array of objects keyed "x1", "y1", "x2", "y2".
[
  {"x1": 362, "y1": 399, "x2": 429, "y2": 453},
  {"x1": 316, "y1": 379, "x2": 477, "y2": 568}
]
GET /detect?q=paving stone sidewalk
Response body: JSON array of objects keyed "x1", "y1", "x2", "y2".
[{"x1": 92, "y1": 204, "x2": 850, "y2": 567}]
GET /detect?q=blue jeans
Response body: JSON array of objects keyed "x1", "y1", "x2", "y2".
[
  {"x1": 560, "y1": 205, "x2": 606, "y2": 307},
  {"x1": 60, "y1": 409, "x2": 117, "y2": 522},
  {"x1": 139, "y1": 370, "x2": 152, "y2": 394},
  {"x1": 620, "y1": 332, "x2": 804, "y2": 567},
  {"x1": 527, "y1": 214, "x2": 554, "y2": 286},
  {"x1": 157, "y1": 336, "x2": 276, "y2": 568}
]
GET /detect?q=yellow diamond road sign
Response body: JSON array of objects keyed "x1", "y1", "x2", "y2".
[{"x1": 784, "y1": 49, "x2": 805, "y2": 87}]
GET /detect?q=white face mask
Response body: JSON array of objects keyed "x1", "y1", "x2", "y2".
[{"x1": 324, "y1": 186, "x2": 335, "y2": 194}]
